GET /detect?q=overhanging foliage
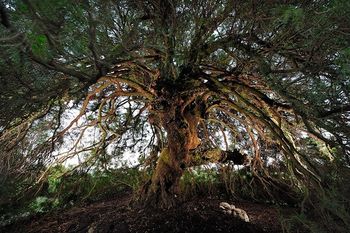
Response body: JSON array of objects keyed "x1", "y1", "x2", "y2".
[{"x1": 0, "y1": 0, "x2": 349, "y2": 209}]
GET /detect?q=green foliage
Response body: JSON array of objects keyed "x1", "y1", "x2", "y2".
[
  {"x1": 0, "y1": 165, "x2": 144, "y2": 227},
  {"x1": 29, "y1": 196, "x2": 59, "y2": 214},
  {"x1": 281, "y1": 190, "x2": 350, "y2": 233},
  {"x1": 28, "y1": 34, "x2": 50, "y2": 58},
  {"x1": 179, "y1": 165, "x2": 301, "y2": 206},
  {"x1": 219, "y1": 166, "x2": 255, "y2": 200},
  {"x1": 180, "y1": 167, "x2": 220, "y2": 197},
  {"x1": 0, "y1": 176, "x2": 36, "y2": 227},
  {"x1": 43, "y1": 166, "x2": 144, "y2": 205},
  {"x1": 0, "y1": 0, "x2": 349, "y2": 229},
  {"x1": 336, "y1": 47, "x2": 350, "y2": 76},
  {"x1": 278, "y1": 5, "x2": 304, "y2": 28},
  {"x1": 280, "y1": 164, "x2": 350, "y2": 233},
  {"x1": 47, "y1": 165, "x2": 66, "y2": 194}
]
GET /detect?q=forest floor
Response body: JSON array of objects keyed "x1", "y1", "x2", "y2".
[{"x1": 1, "y1": 190, "x2": 296, "y2": 233}]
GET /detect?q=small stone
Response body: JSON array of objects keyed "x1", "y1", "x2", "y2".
[
  {"x1": 233, "y1": 208, "x2": 250, "y2": 222},
  {"x1": 219, "y1": 202, "x2": 231, "y2": 210}
]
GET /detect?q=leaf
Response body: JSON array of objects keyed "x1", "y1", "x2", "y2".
[
  {"x1": 273, "y1": 5, "x2": 304, "y2": 29},
  {"x1": 30, "y1": 34, "x2": 49, "y2": 57}
]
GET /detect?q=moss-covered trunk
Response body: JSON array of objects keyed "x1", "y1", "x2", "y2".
[{"x1": 143, "y1": 96, "x2": 200, "y2": 208}]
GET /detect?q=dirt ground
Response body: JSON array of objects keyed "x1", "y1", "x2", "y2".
[{"x1": 1, "y1": 192, "x2": 290, "y2": 233}]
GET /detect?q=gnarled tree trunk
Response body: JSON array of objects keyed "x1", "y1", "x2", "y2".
[
  {"x1": 141, "y1": 94, "x2": 247, "y2": 208},
  {"x1": 143, "y1": 95, "x2": 200, "y2": 208}
]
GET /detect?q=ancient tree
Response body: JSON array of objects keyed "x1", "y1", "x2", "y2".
[{"x1": 0, "y1": 0, "x2": 349, "y2": 208}]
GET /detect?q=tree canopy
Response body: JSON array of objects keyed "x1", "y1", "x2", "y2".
[{"x1": 0, "y1": 0, "x2": 349, "y2": 207}]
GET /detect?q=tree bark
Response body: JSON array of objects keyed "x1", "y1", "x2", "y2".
[
  {"x1": 141, "y1": 95, "x2": 248, "y2": 208},
  {"x1": 142, "y1": 95, "x2": 201, "y2": 208}
]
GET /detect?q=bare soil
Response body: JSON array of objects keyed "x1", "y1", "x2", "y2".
[{"x1": 1, "y1": 192, "x2": 290, "y2": 233}]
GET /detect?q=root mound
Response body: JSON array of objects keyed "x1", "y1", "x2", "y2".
[{"x1": 2, "y1": 192, "x2": 285, "y2": 233}]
